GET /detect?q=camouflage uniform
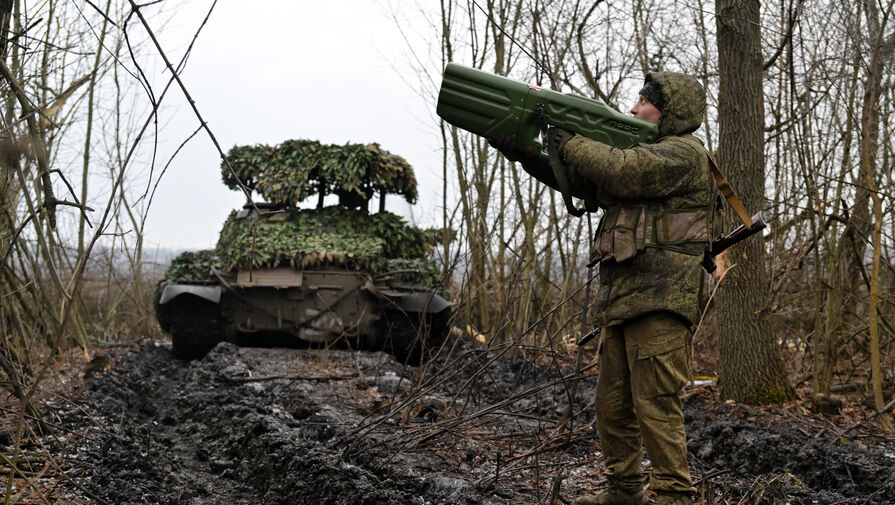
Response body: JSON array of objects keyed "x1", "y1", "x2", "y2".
[{"x1": 559, "y1": 72, "x2": 713, "y2": 500}]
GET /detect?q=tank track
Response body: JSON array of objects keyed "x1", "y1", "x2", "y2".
[
  {"x1": 161, "y1": 296, "x2": 223, "y2": 360},
  {"x1": 378, "y1": 308, "x2": 451, "y2": 364}
]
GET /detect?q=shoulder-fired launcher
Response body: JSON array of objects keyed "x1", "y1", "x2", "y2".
[
  {"x1": 436, "y1": 63, "x2": 768, "y2": 279},
  {"x1": 436, "y1": 63, "x2": 658, "y2": 160}
]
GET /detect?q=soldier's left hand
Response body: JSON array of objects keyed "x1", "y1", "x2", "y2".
[
  {"x1": 547, "y1": 127, "x2": 575, "y2": 154},
  {"x1": 488, "y1": 135, "x2": 523, "y2": 162}
]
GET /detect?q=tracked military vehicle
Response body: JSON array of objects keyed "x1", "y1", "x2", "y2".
[{"x1": 155, "y1": 140, "x2": 451, "y2": 362}]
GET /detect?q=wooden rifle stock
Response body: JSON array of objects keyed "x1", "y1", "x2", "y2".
[
  {"x1": 577, "y1": 326, "x2": 602, "y2": 346},
  {"x1": 702, "y1": 212, "x2": 767, "y2": 273}
]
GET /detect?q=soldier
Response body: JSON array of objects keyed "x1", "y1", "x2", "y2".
[{"x1": 491, "y1": 72, "x2": 714, "y2": 505}]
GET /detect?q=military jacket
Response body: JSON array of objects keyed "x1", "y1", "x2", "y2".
[{"x1": 560, "y1": 72, "x2": 715, "y2": 327}]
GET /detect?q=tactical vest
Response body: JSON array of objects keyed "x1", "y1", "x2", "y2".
[{"x1": 587, "y1": 136, "x2": 722, "y2": 267}]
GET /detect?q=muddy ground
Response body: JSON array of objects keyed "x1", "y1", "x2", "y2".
[{"x1": 10, "y1": 340, "x2": 895, "y2": 504}]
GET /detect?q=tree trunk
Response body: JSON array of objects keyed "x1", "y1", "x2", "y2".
[
  {"x1": 715, "y1": 0, "x2": 794, "y2": 404},
  {"x1": 859, "y1": 0, "x2": 895, "y2": 431},
  {"x1": 0, "y1": 0, "x2": 12, "y2": 59}
]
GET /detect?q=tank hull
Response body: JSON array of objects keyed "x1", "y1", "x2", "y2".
[{"x1": 156, "y1": 267, "x2": 451, "y2": 362}]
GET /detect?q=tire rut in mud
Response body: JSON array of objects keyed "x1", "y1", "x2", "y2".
[
  {"x1": 62, "y1": 343, "x2": 493, "y2": 505},
  {"x1": 59, "y1": 342, "x2": 895, "y2": 504}
]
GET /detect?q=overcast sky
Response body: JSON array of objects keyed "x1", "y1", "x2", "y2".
[{"x1": 141, "y1": 1, "x2": 444, "y2": 251}]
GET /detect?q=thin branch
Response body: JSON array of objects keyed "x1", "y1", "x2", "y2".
[
  {"x1": 763, "y1": 0, "x2": 803, "y2": 71},
  {"x1": 83, "y1": 0, "x2": 119, "y2": 27},
  {"x1": 126, "y1": 0, "x2": 255, "y2": 206}
]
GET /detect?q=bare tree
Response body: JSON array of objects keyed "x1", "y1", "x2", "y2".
[{"x1": 715, "y1": 0, "x2": 794, "y2": 403}]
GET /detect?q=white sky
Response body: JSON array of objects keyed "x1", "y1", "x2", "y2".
[{"x1": 141, "y1": 1, "x2": 444, "y2": 250}]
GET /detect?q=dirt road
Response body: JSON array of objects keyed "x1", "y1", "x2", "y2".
[{"x1": 53, "y1": 341, "x2": 894, "y2": 504}]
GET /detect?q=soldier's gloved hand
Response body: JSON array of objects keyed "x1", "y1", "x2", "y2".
[
  {"x1": 489, "y1": 135, "x2": 554, "y2": 186},
  {"x1": 487, "y1": 135, "x2": 523, "y2": 162},
  {"x1": 547, "y1": 127, "x2": 575, "y2": 155}
]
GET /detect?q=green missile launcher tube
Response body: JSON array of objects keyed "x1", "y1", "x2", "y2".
[{"x1": 436, "y1": 63, "x2": 657, "y2": 159}]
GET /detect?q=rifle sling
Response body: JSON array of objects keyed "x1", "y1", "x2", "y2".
[{"x1": 706, "y1": 153, "x2": 753, "y2": 229}]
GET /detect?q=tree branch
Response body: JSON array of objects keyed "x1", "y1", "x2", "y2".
[
  {"x1": 763, "y1": 0, "x2": 803, "y2": 71},
  {"x1": 0, "y1": 59, "x2": 58, "y2": 229}
]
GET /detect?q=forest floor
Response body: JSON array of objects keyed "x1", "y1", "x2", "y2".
[{"x1": 2, "y1": 337, "x2": 895, "y2": 504}]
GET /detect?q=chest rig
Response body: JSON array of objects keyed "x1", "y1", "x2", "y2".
[
  {"x1": 588, "y1": 202, "x2": 720, "y2": 267},
  {"x1": 587, "y1": 136, "x2": 722, "y2": 267}
]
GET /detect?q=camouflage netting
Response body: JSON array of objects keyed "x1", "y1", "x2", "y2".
[
  {"x1": 154, "y1": 250, "x2": 220, "y2": 309},
  {"x1": 222, "y1": 140, "x2": 418, "y2": 206},
  {"x1": 156, "y1": 140, "x2": 449, "y2": 297},
  {"x1": 215, "y1": 206, "x2": 432, "y2": 272},
  {"x1": 383, "y1": 258, "x2": 445, "y2": 297},
  {"x1": 158, "y1": 250, "x2": 220, "y2": 288}
]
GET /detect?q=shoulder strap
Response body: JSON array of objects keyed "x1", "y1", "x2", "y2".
[
  {"x1": 680, "y1": 136, "x2": 753, "y2": 228},
  {"x1": 706, "y1": 153, "x2": 753, "y2": 228},
  {"x1": 547, "y1": 136, "x2": 586, "y2": 217}
]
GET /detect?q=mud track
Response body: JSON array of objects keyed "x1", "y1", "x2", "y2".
[{"x1": 57, "y1": 342, "x2": 895, "y2": 504}]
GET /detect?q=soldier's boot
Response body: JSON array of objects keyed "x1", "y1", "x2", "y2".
[
  {"x1": 574, "y1": 487, "x2": 648, "y2": 505},
  {"x1": 653, "y1": 492, "x2": 694, "y2": 505}
]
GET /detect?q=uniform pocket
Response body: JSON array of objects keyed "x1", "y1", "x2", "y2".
[
  {"x1": 654, "y1": 209, "x2": 708, "y2": 245},
  {"x1": 635, "y1": 332, "x2": 690, "y2": 399},
  {"x1": 611, "y1": 206, "x2": 643, "y2": 262},
  {"x1": 588, "y1": 209, "x2": 613, "y2": 267}
]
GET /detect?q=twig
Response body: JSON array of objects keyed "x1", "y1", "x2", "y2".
[
  {"x1": 226, "y1": 373, "x2": 357, "y2": 383},
  {"x1": 133, "y1": 0, "x2": 216, "y2": 208},
  {"x1": 840, "y1": 396, "x2": 895, "y2": 438},
  {"x1": 0, "y1": 452, "x2": 52, "y2": 505},
  {"x1": 549, "y1": 474, "x2": 563, "y2": 505},
  {"x1": 693, "y1": 262, "x2": 737, "y2": 338},
  {"x1": 83, "y1": 0, "x2": 119, "y2": 27},
  {"x1": 369, "y1": 366, "x2": 596, "y2": 458},
  {"x1": 831, "y1": 382, "x2": 864, "y2": 393},
  {"x1": 0, "y1": 61, "x2": 58, "y2": 229},
  {"x1": 0, "y1": 62, "x2": 71, "y2": 300},
  {"x1": 126, "y1": 0, "x2": 255, "y2": 206},
  {"x1": 44, "y1": 391, "x2": 109, "y2": 435},
  {"x1": 507, "y1": 426, "x2": 590, "y2": 463},
  {"x1": 693, "y1": 468, "x2": 733, "y2": 486},
  {"x1": 46, "y1": 169, "x2": 94, "y2": 227}
]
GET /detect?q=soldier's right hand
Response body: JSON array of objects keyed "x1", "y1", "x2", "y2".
[{"x1": 489, "y1": 136, "x2": 557, "y2": 189}]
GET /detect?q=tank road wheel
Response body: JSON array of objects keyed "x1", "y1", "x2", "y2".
[
  {"x1": 172, "y1": 331, "x2": 220, "y2": 361},
  {"x1": 379, "y1": 308, "x2": 450, "y2": 364},
  {"x1": 164, "y1": 296, "x2": 222, "y2": 360}
]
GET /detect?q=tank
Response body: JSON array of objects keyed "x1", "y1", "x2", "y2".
[{"x1": 155, "y1": 140, "x2": 452, "y2": 362}]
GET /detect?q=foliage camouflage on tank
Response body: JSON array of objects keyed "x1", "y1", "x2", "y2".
[
  {"x1": 214, "y1": 206, "x2": 426, "y2": 269},
  {"x1": 212, "y1": 206, "x2": 445, "y2": 294},
  {"x1": 222, "y1": 140, "x2": 418, "y2": 207},
  {"x1": 156, "y1": 139, "x2": 451, "y2": 361},
  {"x1": 382, "y1": 258, "x2": 446, "y2": 298},
  {"x1": 158, "y1": 250, "x2": 219, "y2": 289}
]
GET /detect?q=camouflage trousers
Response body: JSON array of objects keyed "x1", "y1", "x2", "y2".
[{"x1": 595, "y1": 311, "x2": 696, "y2": 495}]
